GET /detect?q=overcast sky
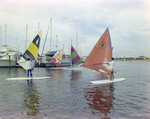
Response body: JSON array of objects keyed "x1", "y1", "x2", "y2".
[{"x1": 0, "y1": 0, "x2": 150, "y2": 57}]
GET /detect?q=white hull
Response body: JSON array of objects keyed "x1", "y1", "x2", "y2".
[
  {"x1": 0, "y1": 59, "x2": 17, "y2": 67},
  {"x1": 40, "y1": 53, "x2": 71, "y2": 67},
  {"x1": 0, "y1": 45, "x2": 21, "y2": 67}
]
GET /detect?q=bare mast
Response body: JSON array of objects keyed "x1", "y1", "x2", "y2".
[{"x1": 50, "y1": 18, "x2": 52, "y2": 51}]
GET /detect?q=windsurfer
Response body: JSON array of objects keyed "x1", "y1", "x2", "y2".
[
  {"x1": 26, "y1": 58, "x2": 33, "y2": 78},
  {"x1": 72, "y1": 60, "x2": 74, "y2": 67},
  {"x1": 56, "y1": 59, "x2": 59, "y2": 67},
  {"x1": 107, "y1": 57, "x2": 115, "y2": 80}
]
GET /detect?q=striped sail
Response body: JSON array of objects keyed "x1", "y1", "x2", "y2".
[
  {"x1": 71, "y1": 45, "x2": 83, "y2": 66},
  {"x1": 18, "y1": 30, "x2": 42, "y2": 70}
]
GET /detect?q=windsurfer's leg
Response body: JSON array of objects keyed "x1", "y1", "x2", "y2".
[
  {"x1": 27, "y1": 70, "x2": 29, "y2": 77},
  {"x1": 30, "y1": 70, "x2": 33, "y2": 78},
  {"x1": 112, "y1": 71, "x2": 114, "y2": 80},
  {"x1": 109, "y1": 71, "x2": 112, "y2": 80}
]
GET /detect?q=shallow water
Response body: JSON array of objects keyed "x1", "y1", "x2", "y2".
[{"x1": 0, "y1": 61, "x2": 150, "y2": 119}]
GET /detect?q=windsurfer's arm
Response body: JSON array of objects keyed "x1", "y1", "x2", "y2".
[{"x1": 102, "y1": 62, "x2": 110, "y2": 65}]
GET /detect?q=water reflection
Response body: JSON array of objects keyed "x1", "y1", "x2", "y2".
[
  {"x1": 70, "y1": 70, "x2": 82, "y2": 80},
  {"x1": 84, "y1": 82, "x2": 115, "y2": 117},
  {"x1": 95, "y1": 73, "x2": 108, "y2": 80},
  {"x1": 51, "y1": 69, "x2": 63, "y2": 81},
  {"x1": 24, "y1": 80, "x2": 40, "y2": 116}
]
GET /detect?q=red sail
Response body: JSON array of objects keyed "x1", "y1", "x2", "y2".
[{"x1": 82, "y1": 28, "x2": 112, "y2": 75}]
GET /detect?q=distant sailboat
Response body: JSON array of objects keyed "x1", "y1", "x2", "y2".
[
  {"x1": 71, "y1": 45, "x2": 83, "y2": 67},
  {"x1": 51, "y1": 49, "x2": 63, "y2": 67},
  {"x1": 82, "y1": 28, "x2": 112, "y2": 75},
  {"x1": 18, "y1": 31, "x2": 42, "y2": 70}
]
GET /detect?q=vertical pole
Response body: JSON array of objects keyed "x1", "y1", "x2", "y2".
[
  {"x1": 71, "y1": 39, "x2": 72, "y2": 68},
  {"x1": 26, "y1": 24, "x2": 28, "y2": 49},
  {"x1": 0, "y1": 26, "x2": 2, "y2": 46},
  {"x1": 15, "y1": 57, "x2": 17, "y2": 65},
  {"x1": 5, "y1": 24, "x2": 6, "y2": 45},
  {"x1": 56, "y1": 34, "x2": 58, "y2": 51},
  {"x1": 50, "y1": 18, "x2": 52, "y2": 51},
  {"x1": 38, "y1": 22, "x2": 40, "y2": 32},
  {"x1": 76, "y1": 31, "x2": 78, "y2": 53},
  {"x1": 16, "y1": 36, "x2": 17, "y2": 48},
  {"x1": 9, "y1": 55, "x2": 11, "y2": 68}
]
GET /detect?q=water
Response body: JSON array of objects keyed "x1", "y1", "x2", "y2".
[{"x1": 0, "y1": 61, "x2": 150, "y2": 119}]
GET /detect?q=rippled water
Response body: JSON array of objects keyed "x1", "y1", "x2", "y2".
[{"x1": 0, "y1": 61, "x2": 150, "y2": 119}]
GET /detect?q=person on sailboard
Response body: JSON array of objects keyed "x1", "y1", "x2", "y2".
[
  {"x1": 26, "y1": 58, "x2": 33, "y2": 78},
  {"x1": 107, "y1": 57, "x2": 115, "y2": 80},
  {"x1": 72, "y1": 60, "x2": 74, "y2": 67},
  {"x1": 56, "y1": 58, "x2": 60, "y2": 67}
]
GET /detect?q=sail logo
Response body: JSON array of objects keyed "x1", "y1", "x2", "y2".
[{"x1": 99, "y1": 41, "x2": 107, "y2": 49}]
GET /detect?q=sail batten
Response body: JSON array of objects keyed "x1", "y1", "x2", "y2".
[{"x1": 82, "y1": 28, "x2": 112, "y2": 75}]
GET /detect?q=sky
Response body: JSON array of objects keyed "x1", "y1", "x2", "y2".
[{"x1": 0, "y1": 0, "x2": 150, "y2": 58}]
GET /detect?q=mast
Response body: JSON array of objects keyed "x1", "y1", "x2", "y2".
[
  {"x1": 41, "y1": 18, "x2": 51, "y2": 55},
  {"x1": 0, "y1": 26, "x2": 2, "y2": 46},
  {"x1": 71, "y1": 38, "x2": 72, "y2": 55},
  {"x1": 62, "y1": 44, "x2": 64, "y2": 55},
  {"x1": 26, "y1": 24, "x2": 28, "y2": 49},
  {"x1": 5, "y1": 24, "x2": 6, "y2": 45},
  {"x1": 55, "y1": 34, "x2": 58, "y2": 51},
  {"x1": 16, "y1": 36, "x2": 17, "y2": 49},
  {"x1": 50, "y1": 18, "x2": 52, "y2": 51},
  {"x1": 76, "y1": 31, "x2": 78, "y2": 53},
  {"x1": 38, "y1": 22, "x2": 40, "y2": 32}
]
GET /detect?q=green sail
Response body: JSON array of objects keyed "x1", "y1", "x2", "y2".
[{"x1": 71, "y1": 45, "x2": 83, "y2": 66}]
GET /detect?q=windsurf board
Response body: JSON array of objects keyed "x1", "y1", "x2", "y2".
[
  {"x1": 6, "y1": 77, "x2": 51, "y2": 80},
  {"x1": 49, "y1": 67, "x2": 68, "y2": 69},
  {"x1": 91, "y1": 78, "x2": 126, "y2": 84},
  {"x1": 65, "y1": 67, "x2": 83, "y2": 70}
]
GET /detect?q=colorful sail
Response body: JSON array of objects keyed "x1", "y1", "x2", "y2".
[
  {"x1": 51, "y1": 49, "x2": 62, "y2": 67},
  {"x1": 82, "y1": 28, "x2": 112, "y2": 75},
  {"x1": 71, "y1": 45, "x2": 83, "y2": 66},
  {"x1": 18, "y1": 30, "x2": 42, "y2": 70}
]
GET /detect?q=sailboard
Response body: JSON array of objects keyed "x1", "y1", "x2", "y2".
[
  {"x1": 51, "y1": 49, "x2": 63, "y2": 67},
  {"x1": 6, "y1": 77, "x2": 50, "y2": 80},
  {"x1": 71, "y1": 45, "x2": 83, "y2": 67},
  {"x1": 6, "y1": 31, "x2": 43, "y2": 80},
  {"x1": 49, "y1": 67, "x2": 68, "y2": 69},
  {"x1": 18, "y1": 30, "x2": 42, "y2": 70},
  {"x1": 82, "y1": 28, "x2": 125, "y2": 83},
  {"x1": 65, "y1": 67, "x2": 83, "y2": 70},
  {"x1": 91, "y1": 78, "x2": 126, "y2": 84},
  {"x1": 63, "y1": 45, "x2": 83, "y2": 70}
]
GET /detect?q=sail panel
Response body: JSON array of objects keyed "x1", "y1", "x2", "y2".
[
  {"x1": 71, "y1": 45, "x2": 76, "y2": 54},
  {"x1": 75, "y1": 59, "x2": 83, "y2": 65},
  {"x1": 26, "y1": 42, "x2": 38, "y2": 60},
  {"x1": 23, "y1": 31, "x2": 41, "y2": 61},
  {"x1": 71, "y1": 52, "x2": 78, "y2": 59},
  {"x1": 82, "y1": 28, "x2": 112, "y2": 75}
]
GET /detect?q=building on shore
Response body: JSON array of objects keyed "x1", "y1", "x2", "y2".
[{"x1": 115, "y1": 56, "x2": 150, "y2": 61}]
